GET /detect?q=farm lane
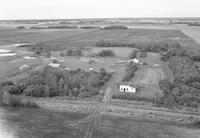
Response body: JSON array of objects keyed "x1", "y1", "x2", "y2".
[{"x1": 84, "y1": 74, "x2": 119, "y2": 138}]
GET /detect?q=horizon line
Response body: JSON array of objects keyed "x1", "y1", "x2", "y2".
[{"x1": 1, "y1": 17, "x2": 200, "y2": 21}]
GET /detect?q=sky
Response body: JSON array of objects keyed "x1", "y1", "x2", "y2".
[{"x1": 0, "y1": 0, "x2": 199, "y2": 20}]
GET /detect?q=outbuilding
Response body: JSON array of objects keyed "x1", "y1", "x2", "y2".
[
  {"x1": 119, "y1": 85, "x2": 137, "y2": 93},
  {"x1": 128, "y1": 58, "x2": 140, "y2": 64},
  {"x1": 49, "y1": 63, "x2": 60, "y2": 68}
]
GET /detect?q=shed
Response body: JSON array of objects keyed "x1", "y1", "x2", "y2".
[
  {"x1": 19, "y1": 64, "x2": 29, "y2": 70},
  {"x1": 119, "y1": 85, "x2": 136, "y2": 93},
  {"x1": 128, "y1": 58, "x2": 139, "y2": 64},
  {"x1": 49, "y1": 63, "x2": 60, "y2": 68},
  {"x1": 23, "y1": 56, "x2": 36, "y2": 60}
]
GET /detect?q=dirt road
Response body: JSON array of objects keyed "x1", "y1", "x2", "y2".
[{"x1": 84, "y1": 74, "x2": 119, "y2": 138}]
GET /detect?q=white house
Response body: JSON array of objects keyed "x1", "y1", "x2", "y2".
[
  {"x1": 49, "y1": 63, "x2": 60, "y2": 68},
  {"x1": 119, "y1": 85, "x2": 137, "y2": 93},
  {"x1": 128, "y1": 58, "x2": 139, "y2": 64},
  {"x1": 89, "y1": 68, "x2": 94, "y2": 71}
]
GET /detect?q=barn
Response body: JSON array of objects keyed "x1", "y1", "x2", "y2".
[{"x1": 119, "y1": 85, "x2": 137, "y2": 93}]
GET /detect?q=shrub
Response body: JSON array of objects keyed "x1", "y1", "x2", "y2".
[
  {"x1": 24, "y1": 101, "x2": 39, "y2": 108},
  {"x1": 45, "y1": 51, "x2": 51, "y2": 58},
  {"x1": 9, "y1": 96, "x2": 24, "y2": 107},
  {"x1": 103, "y1": 25, "x2": 128, "y2": 30},
  {"x1": 129, "y1": 50, "x2": 138, "y2": 59},
  {"x1": 66, "y1": 49, "x2": 82, "y2": 56},
  {"x1": 139, "y1": 51, "x2": 147, "y2": 58},
  {"x1": 73, "y1": 49, "x2": 82, "y2": 56},
  {"x1": 52, "y1": 59, "x2": 59, "y2": 63},
  {"x1": 8, "y1": 95, "x2": 39, "y2": 108},
  {"x1": 7, "y1": 85, "x2": 21, "y2": 95},
  {"x1": 0, "y1": 81, "x2": 14, "y2": 87},
  {"x1": 97, "y1": 50, "x2": 115, "y2": 57},
  {"x1": 112, "y1": 93, "x2": 152, "y2": 102},
  {"x1": 23, "y1": 85, "x2": 46, "y2": 97},
  {"x1": 60, "y1": 52, "x2": 65, "y2": 57},
  {"x1": 95, "y1": 40, "x2": 135, "y2": 48},
  {"x1": 66, "y1": 49, "x2": 73, "y2": 56},
  {"x1": 122, "y1": 64, "x2": 138, "y2": 82}
]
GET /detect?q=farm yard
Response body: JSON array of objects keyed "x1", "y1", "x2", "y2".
[{"x1": 0, "y1": 21, "x2": 200, "y2": 138}]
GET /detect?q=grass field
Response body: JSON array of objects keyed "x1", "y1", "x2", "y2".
[
  {"x1": 134, "y1": 68, "x2": 165, "y2": 85},
  {"x1": 91, "y1": 47, "x2": 135, "y2": 58},
  {"x1": 92, "y1": 114, "x2": 199, "y2": 138},
  {"x1": 5, "y1": 107, "x2": 89, "y2": 138}
]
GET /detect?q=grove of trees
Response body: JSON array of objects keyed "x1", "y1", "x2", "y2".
[
  {"x1": 96, "y1": 50, "x2": 115, "y2": 57},
  {"x1": 2, "y1": 67, "x2": 112, "y2": 98}
]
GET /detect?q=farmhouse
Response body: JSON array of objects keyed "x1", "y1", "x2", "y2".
[{"x1": 119, "y1": 85, "x2": 137, "y2": 93}]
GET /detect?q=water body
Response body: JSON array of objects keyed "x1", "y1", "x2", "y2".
[{"x1": 0, "y1": 46, "x2": 17, "y2": 57}]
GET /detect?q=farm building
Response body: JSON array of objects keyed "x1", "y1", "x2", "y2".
[
  {"x1": 128, "y1": 58, "x2": 140, "y2": 64},
  {"x1": 119, "y1": 85, "x2": 137, "y2": 93},
  {"x1": 49, "y1": 63, "x2": 60, "y2": 68},
  {"x1": 19, "y1": 64, "x2": 30, "y2": 70},
  {"x1": 23, "y1": 56, "x2": 36, "y2": 60}
]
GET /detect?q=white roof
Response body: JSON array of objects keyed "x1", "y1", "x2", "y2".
[
  {"x1": 120, "y1": 85, "x2": 137, "y2": 89},
  {"x1": 19, "y1": 64, "x2": 29, "y2": 70},
  {"x1": 23, "y1": 56, "x2": 36, "y2": 60},
  {"x1": 132, "y1": 58, "x2": 139, "y2": 63},
  {"x1": 49, "y1": 63, "x2": 60, "y2": 68},
  {"x1": 128, "y1": 58, "x2": 140, "y2": 64}
]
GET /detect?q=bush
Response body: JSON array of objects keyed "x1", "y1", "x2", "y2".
[
  {"x1": 95, "y1": 40, "x2": 135, "y2": 48},
  {"x1": 60, "y1": 52, "x2": 65, "y2": 57},
  {"x1": 103, "y1": 25, "x2": 128, "y2": 30},
  {"x1": 97, "y1": 50, "x2": 115, "y2": 57},
  {"x1": 24, "y1": 100, "x2": 39, "y2": 108},
  {"x1": 112, "y1": 93, "x2": 152, "y2": 102},
  {"x1": 23, "y1": 85, "x2": 46, "y2": 97},
  {"x1": 139, "y1": 51, "x2": 147, "y2": 58},
  {"x1": 8, "y1": 95, "x2": 39, "y2": 108},
  {"x1": 122, "y1": 64, "x2": 138, "y2": 82},
  {"x1": 9, "y1": 96, "x2": 24, "y2": 107},
  {"x1": 66, "y1": 49, "x2": 82, "y2": 56},
  {"x1": 7, "y1": 85, "x2": 21, "y2": 95},
  {"x1": 129, "y1": 50, "x2": 138, "y2": 59},
  {"x1": 0, "y1": 81, "x2": 14, "y2": 87}
]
